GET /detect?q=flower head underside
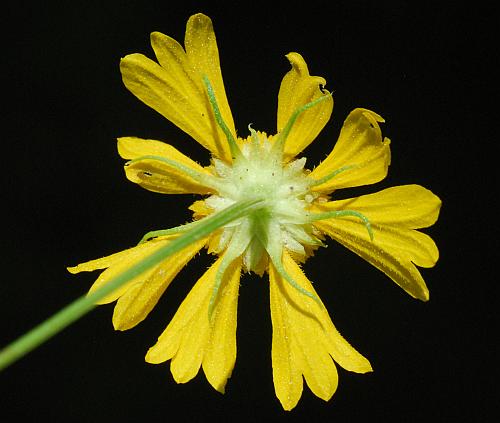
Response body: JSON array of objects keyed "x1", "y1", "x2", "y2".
[{"x1": 69, "y1": 13, "x2": 441, "y2": 411}]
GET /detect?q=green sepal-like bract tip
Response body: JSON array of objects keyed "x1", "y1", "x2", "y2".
[{"x1": 203, "y1": 75, "x2": 243, "y2": 161}]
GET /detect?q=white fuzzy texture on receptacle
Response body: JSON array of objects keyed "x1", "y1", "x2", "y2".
[{"x1": 203, "y1": 134, "x2": 322, "y2": 274}]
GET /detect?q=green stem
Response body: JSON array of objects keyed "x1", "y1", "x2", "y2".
[{"x1": 0, "y1": 198, "x2": 264, "y2": 371}]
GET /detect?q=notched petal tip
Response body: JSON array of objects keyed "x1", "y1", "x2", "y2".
[
  {"x1": 359, "y1": 108, "x2": 385, "y2": 124},
  {"x1": 283, "y1": 52, "x2": 328, "y2": 94},
  {"x1": 310, "y1": 107, "x2": 391, "y2": 191},
  {"x1": 278, "y1": 52, "x2": 333, "y2": 159},
  {"x1": 285, "y1": 52, "x2": 310, "y2": 75},
  {"x1": 353, "y1": 108, "x2": 385, "y2": 139},
  {"x1": 145, "y1": 256, "x2": 241, "y2": 392},
  {"x1": 269, "y1": 253, "x2": 373, "y2": 409}
]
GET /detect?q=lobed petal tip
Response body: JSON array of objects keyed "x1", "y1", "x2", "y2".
[
  {"x1": 112, "y1": 320, "x2": 127, "y2": 332},
  {"x1": 210, "y1": 380, "x2": 227, "y2": 395},
  {"x1": 150, "y1": 31, "x2": 163, "y2": 42},
  {"x1": 284, "y1": 52, "x2": 307, "y2": 71},
  {"x1": 362, "y1": 109, "x2": 385, "y2": 123},
  {"x1": 66, "y1": 265, "x2": 79, "y2": 274},
  {"x1": 420, "y1": 289, "x2": 430, "y2": 302},
  {"x1": 187, "y1": 13, "x2": 213, "y2": 30},
  {"x1": 144, "y1": 349, "x2": 158, "y2": 364},
  {"x1": 119, "y1": 54, "x2": 134, "y2": 64}
]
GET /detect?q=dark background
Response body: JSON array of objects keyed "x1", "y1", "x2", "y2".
[{"x1": 2, "y1": 1, "x2": 495, "y2": 421}]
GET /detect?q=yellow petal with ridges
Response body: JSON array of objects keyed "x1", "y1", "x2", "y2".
[
  {"x1": 67, "y1": 248, "x2": 141, "y2": 274},
  {"x1": 270, "y1": 252, "x2": 372, "y2": 410},
  {"x1": 69, "y1": 237, "x2": 173, "y2": 304},
  {"x1": 277, "y1": 52, "x2": 333, "y2": 160},
  {"x1": 145, "y1": 256, "x2": 241, "y2": 393},
  {"x1": 310, "y1": 108, "x2": 391, "y2": 192},
  {"x1": 120, "y1": 14, "x2": 234, "y2": 161},
  {"x1": 118, "y1": 137, "x2": 213, "y2": 194},
  {"x1": 184, "y1": 13, "x2": 235, "y2": 147},
  {"x1": 117, "y1": 137, "x2": 206, "y2": 169},
  {"x1": 124, "y1": 159, "x2": 212, "y2": 194},
  {"x1": 202, "y1": 259, "x2": 241, "y2": 393},
  {"x1": 269, "y1": 264, "x2": 303, "y2": 410},
  {"x1": 317, "y1": 185, "x2": 441, "y2": 228},
  {"x1": 171, "y1": 315, "x2": 209, "y2": 384},
  {"x1": 311, "y1": 185, "x2": 441, "y2": 300},
  {"x1": 112, "y1": 237, "x2": 207, "y2": 331}
]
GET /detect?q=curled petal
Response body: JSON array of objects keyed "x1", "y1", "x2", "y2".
[
  {"x1": 146, "y1": 256, "x2": 241, "y2": 393},
  {"x1": 310, "y1": 108, "x2": 391, "y2": 192},
  {"x1": 120, "y1": 13, "x2": 234, "y2": 161},
  {"x1": 277, "y1": 52, "x2": 333, "y2": 160},
  {"x1": 270, "y1": 252, "x2": 372, "y2": 410},
  {"x1": 119, "y1": 137, "x2": 214, "y2": 194},
  {"x1": 311, "y1": 185, "x2": 441, "y2": 300}
]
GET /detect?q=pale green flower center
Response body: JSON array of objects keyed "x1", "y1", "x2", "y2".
[{"x1": 205, "y1": 135, "x2": 321, "y2": 273}]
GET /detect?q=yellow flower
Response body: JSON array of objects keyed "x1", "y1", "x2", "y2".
[{"x1": 68, "y1": 13, "x2": 441, "y2": 410}]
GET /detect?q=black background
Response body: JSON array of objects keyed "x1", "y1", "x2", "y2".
[{"x1": 2, "y1": 1, "x2": 495, "y2": 421}]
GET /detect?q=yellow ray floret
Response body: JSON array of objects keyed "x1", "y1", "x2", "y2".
[
  {"x1": 310, "y1": 108, "x2": 391, "y2": 192},
  {"x1": 277, "y1": 52, "x2": 334, "y2": 160},
  {"x1": 118, "y1": 137, "x2": 214, "y2": 194},
  {"x1": 145, "y1": 255, "x2": 241, "y2": 393},
  {"x1": 120, "y1": 14, "x2": 235, "y2": 162},
  {"x1": 270, "y1": 251, "x2": 372, "y2": 410},
  {"x1": 67, "y1": 12, "x2": 441, "y2": 412},
  {"x1": 69, "y1": 236, "x2": 207, "y2": 327},
  {"x1": 311, "y1": 185, "x2": 441, "y2": 300}
]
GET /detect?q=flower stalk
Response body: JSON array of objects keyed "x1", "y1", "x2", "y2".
[{"x1": 0, "y1": 198, "x2": 264, "y2": 371}]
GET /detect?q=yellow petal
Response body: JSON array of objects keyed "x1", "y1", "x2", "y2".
[
  {"x1": 309, "y1": 108, "x2": 391, "y2": 192},
  {"x1": 70, "y1": 237, "x2": 172, "y2": 304},
  {"x1": 277, "y1": 52, "x2": 333, "y2": 160},
  {"x1": 202, "y1": 260, "x2": 241, "y2": 393},
  {"x1": 311, "y1": 185, "x2": 441, "y2": 300},
  {"x1": 118, "y1": 137, "x2": 213, "y2": 194},
  {"x1": 319, "y1": 185, "x2": 441, "y2": 228},
  {"x1": 146, "y1": 256, "x2": 241, "y2": 393},
  {"x1": 112, "y1": 237, "x2": 206, "y2": 331},
  {"x1": 269, "y1": 252, "x2": 372, "y2": 410},
  {"x1": 188, "y1": 199, "x2": 214, "y2": 219},
  {"x1": 120, "y1": 14, "x2": 234, "y2": 161},
  {"x1": 117, "y1": 137, "x2": 206, "y2": 168},
  {"x1": 67, "y1": 246, "x2": 146, "y2": 274},
  {"x1": 184, "y1": 14, "x2": 235, "y2": 146}
]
